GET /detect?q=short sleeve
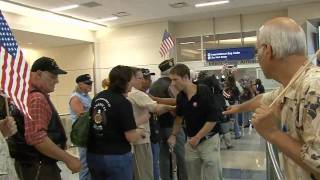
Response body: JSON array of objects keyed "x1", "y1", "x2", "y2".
[
  {"x1": 118, "y1": 100, "x2": 137, "y2": 131},
  {"x1": 299, "y1": 81, "x2": 320, "y2": 173},
  {"x1": 261, "y1": 88, "x2": 282, "y2": 106},
  {"x1": 129, "y1": 91, "x2": 157, "y2": 112}
]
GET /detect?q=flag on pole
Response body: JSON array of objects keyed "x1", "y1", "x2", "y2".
[
  {"x1": 159, "y1": 30, "x2": 175, "y2": 57},
  {"x1": 0, "y1": 11, "x2": 31, "y2": 117}
]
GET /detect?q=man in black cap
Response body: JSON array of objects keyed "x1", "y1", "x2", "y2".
[
  {"x1": 69, "y1": 74, "x2": 93, "y2": 180},
  {"x1": 11, "y1": 57, "x2": 80, "y2": 180},
  {"x1": 149, "y1": 59, "x2": 187, "y2": 180}
]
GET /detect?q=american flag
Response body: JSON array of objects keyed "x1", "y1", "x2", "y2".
[
  {"x1": 223, "y1": 90, "x2": 231, "y2": 99},
  {"x1": 159, "y1": 30, "x2": 175, "y2": 57},
  {"x1": 0, "y1": 11, "x2": 31, "y2": 117}
]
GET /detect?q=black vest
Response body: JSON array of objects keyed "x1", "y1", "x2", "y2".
[{"x1": 7, "y1": 89, "x2": 67, "y2": 164}]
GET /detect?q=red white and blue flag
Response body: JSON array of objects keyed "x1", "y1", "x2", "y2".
[
  {"x1": 0, "y1": 11, "x2": 31, "y2": 117},
  {"x1": 159, "y1": 30, "x2": 175, "y2": 57}
]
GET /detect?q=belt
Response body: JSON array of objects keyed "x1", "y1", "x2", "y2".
[{"x1": 198, "y1": 132, "x2": 216, "y2": 144}]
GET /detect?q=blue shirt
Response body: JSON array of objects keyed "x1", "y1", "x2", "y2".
[{"x1": 69, "y1": 91, "x2": 92, "y2": 124}]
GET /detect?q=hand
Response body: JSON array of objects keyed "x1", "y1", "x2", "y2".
[
  {"x1": 223, "y1": 105, "x2": 241, "y2": 115},
  {"x1": 167, "y1": 134, "x2": 176, "y2": 149},
  {"x1": 136, "y1": 128, "x2": 146, "y2": 139},
  {"x1": 65, "y1": 156, "x2": 81, "y2": 174},
  {"x1": 188, "y1": 136, "x2": 200, "y2": 149},
  {"x1": 0, "y1": 116, "x2": 17, "y2": 138},
  {"x1": 169, "y1": 106, "x2": 176, "y2": 116},
  {"x1": 252, "y1": 104, "x2": 281, "y2": 142}
]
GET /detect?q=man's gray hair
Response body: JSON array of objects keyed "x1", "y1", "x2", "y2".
[{"x1": 258, "y1": 18, "x2": 307, "y2": 59}]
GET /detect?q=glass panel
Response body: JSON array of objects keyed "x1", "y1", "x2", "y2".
[{"x1": 176, "y1": 36, "x2": 201, "y2": 62}]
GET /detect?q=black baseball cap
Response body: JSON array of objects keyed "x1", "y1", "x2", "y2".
[
  {"x1": 158, "y1": 58, "x2": 174, "y2": 72},
  {"x1": 141, "y1": 68, "x2": 155, "y2": 77},
  {"x1": 31, "y1": 57, "x2": 67, "y2": 75},
  {"x1": 76, "y1": 74, "x2": 93, "y2": 84}
]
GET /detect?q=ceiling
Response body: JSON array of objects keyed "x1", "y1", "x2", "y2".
[
  {"x1": 7, "y1": 0, "x2": 320, "y2": 27},
  {"x1": 12, "y1": 29, "x2": 89, "y2": 49}
]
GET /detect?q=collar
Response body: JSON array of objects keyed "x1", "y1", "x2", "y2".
[{"x1": 283, "y1": 63, "x2": 313, "y2": 100}]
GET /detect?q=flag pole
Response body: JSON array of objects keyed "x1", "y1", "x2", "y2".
[
  {"x1": 0, "y1": 92, "x2": 10, "y2": 116},
  {"x1": 4, "y1": 96, "x2": 10, "y2": 116}
]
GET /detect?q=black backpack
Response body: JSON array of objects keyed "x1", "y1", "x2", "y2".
[{"x1": 197, "y1": 76, "x2": 230, "y2": 123}]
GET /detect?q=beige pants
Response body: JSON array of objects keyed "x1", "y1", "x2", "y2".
[
  {"x1": 185, "y1": 134, "x2": 223, "y2": 180},
  {"x1": 133, "y1": 143, "x2": 153, "y2": 180}
]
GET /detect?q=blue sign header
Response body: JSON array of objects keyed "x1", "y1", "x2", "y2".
[{"x1": 206, "y1": 47, "x2": 255, "y2": 61}]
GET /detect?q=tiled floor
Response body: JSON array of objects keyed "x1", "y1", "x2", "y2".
[{"x1": 60, "y1": 126, "x2": 267, "y2": 180}]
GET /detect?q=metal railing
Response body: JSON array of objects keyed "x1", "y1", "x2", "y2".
[{"x1": 267, "y1": 142, "x2": 285, "y2": 180}]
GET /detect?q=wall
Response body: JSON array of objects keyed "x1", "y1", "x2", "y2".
[
  {"x1": 288, "y1": 2, "x2": 320, "y2": 25},
  {"x1": 172, "y1": 10, "x2": 287, "y2": 38},
  {"x1": 22, "y1": 44, "x2": 94, "y2": 114},
  {"x1": 3, "y1": 12, "x2": 96, "y2": 43},
  {"x1": 94, "y1": 21, "x2": 169, "y2": 92}
]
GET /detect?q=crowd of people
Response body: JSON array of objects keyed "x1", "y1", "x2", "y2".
[{"x1": 0, "y1": 16, "x2": 320, "y2": 180}]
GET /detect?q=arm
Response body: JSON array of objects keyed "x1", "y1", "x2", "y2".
[
  {"x1": 0, "y1": 116, "x2": 17, "y2": 138},
  {"x1": 135, "y1": 112, "x2": 150, "y2": 126},
  {"x1": 149, "y1": 95, "x2": 176, "y2": 106},
  {"x1": 167, "y1": 116, "x2": 183, "y2": 148},
  {"x1": 70, "y1": 96, "x2": 85, "y2": 116},
  {"x1": 155, "y1": 104, "x2": 175, "y2": 115},
  {"x1": 171, "y1": 116, "x2": 183, "y2": 136},
  {"x1": 223, "y1": 94, "x2": 263, "y2": 115},
  {"x1": 34, "y1": 137, "x2": 80, "y2": 173},
  {"x1": 194, "y1": 122, "x2": 216, "y2": 140},
  {"x1": 124, "y1": 129, "x2": 145, "y2": 143},
  {"x1": 253, "y1": 103, "x2": 320, "y2": 176},
  {"x1": 267, "y1": 131, "x2": 314, "y2": 173}
]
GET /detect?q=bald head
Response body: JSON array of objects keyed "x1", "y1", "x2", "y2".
[{"x1": 258, "y1": 17, "x2": 306, "y2": 59}]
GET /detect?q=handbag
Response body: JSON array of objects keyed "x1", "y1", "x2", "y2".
[{"x1": 70, "y1": 112, "x2": 90, "y2": 147}]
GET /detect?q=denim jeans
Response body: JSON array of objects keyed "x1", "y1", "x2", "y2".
[
  {"x1": 159, "y1": 128, "x2": 188, "y2": 180},
  {"x1": 151, "y1": 143, "x2": 160, "y2": 180},
  {"x1": 87, "y1": 152, "x2": 133, "y2": 180},
  {"x1": 243, "y1": 112, "x2": 252, "y2": 127},
  {"x1": 79, "y1": 147, "x2": 91, "y2": 180},
  {"x1": 233, "y1": 113, "x2": 241, "y2": 138}
]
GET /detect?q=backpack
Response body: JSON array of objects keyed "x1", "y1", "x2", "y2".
[{"x1": 70, "y1": 112, "x2": 90, "y2": 147}]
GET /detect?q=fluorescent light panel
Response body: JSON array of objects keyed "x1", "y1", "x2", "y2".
[
  {"x1": 180, "y1": 42, "x2": 195, "y2": 45},
  {"x1": 0, "y1": 1, "x2": 105, "y2": 30},
  {"x1": 95, "y1": 16, "x2": 119, "y2": 22},
  {"x1": 51, "y1": 4, "x2": 79, "y2": 12},
  {"x1": 195, "y1": 0, "x2": 229, "y2": 7}
]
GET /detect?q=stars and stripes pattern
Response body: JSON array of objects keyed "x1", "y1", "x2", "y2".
[
  {"x1": 223, "y1": 90, "x2": 231, "y2": 99},
  {"x1": 159, "y1": 30, "x2": 175, "y2": 57},
  {"x1": 0, "y1": 11, "x2": 31, "y2": 117}
]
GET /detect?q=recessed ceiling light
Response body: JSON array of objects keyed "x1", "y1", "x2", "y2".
[
  {"x1": 195, "y1": 0, "x2": 229, "y2": 7},
  {"x1": 180, "y1": 42, "x2": 195, "y2": 45},
  {"x1": 51, "y1": 4, "x2": 79, "y2": 12},
  {"x1": 94, "y1": 16, "x2": 118, "y2": 22},
  {"x1": 27, "y1": 42, "x2": 32, "y2": 45}
]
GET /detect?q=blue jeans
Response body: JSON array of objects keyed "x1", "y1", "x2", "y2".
[
  {"x1": 79, "y1": 147, "x2": 91, "y2": 180},
  {"x1": 243, "y1": 112, "x2": 252, "y2": 127},
  {"x1": 233, "y1": 113, "x2": 241, "y2": 138},
  {"x1": 151, "y1": 143, "x2": 160, "y2": 180},
  {"x1": 87, "y1": 152, "x2": 133, "y2": 180}
]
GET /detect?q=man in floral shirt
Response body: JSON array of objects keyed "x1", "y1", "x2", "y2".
[{"x1": 224, "y1": 17, "x2": 320, "y2": 180}]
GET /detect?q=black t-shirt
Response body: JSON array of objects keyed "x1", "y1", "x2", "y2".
[
  {"x1": 87, "y1": 90, "x2": 137, "y2": 155},
  {"x1": 149, "y1": 77, "x2": 175, "y2": 128},
  {"x1": 176, "y1": 85, "x2": 219, "y2": 137}
]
